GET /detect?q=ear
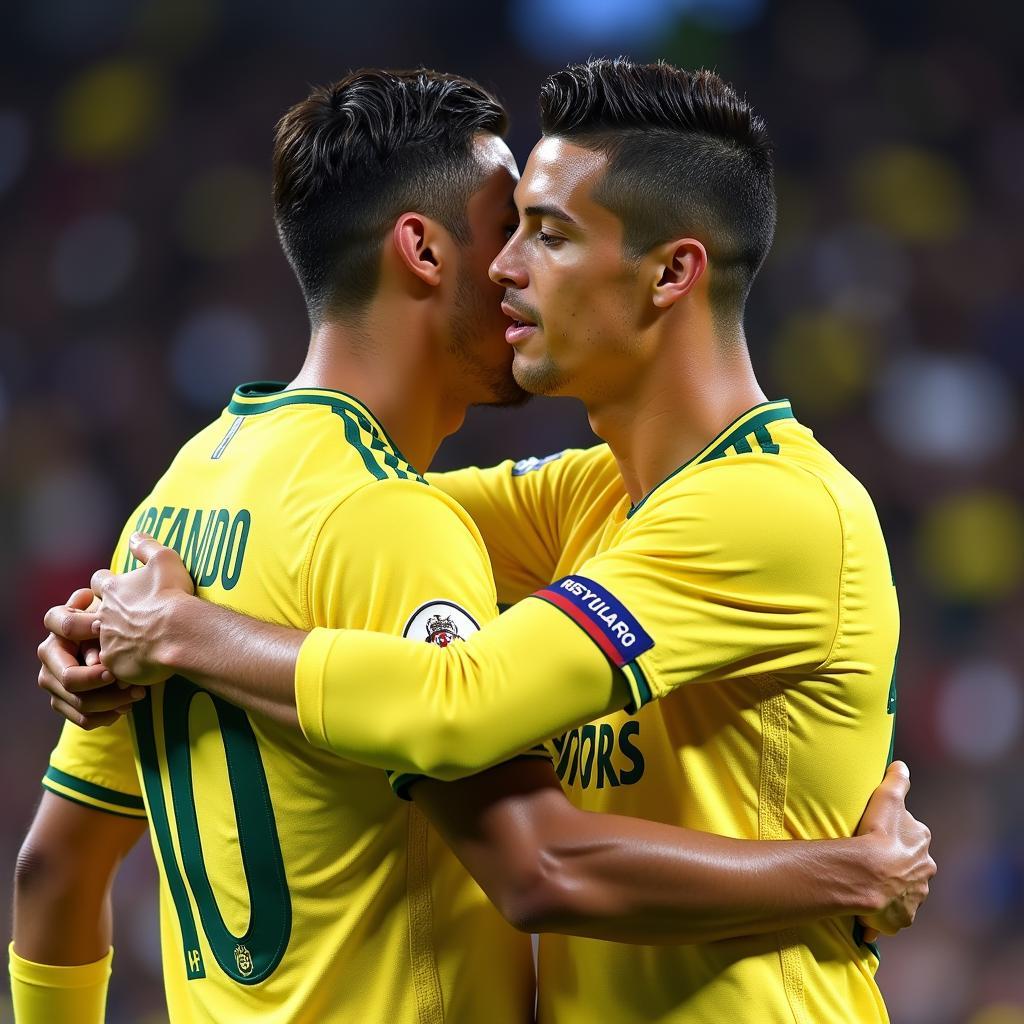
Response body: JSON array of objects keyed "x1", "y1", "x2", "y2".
[
  {"x1": 651, "y1": 238, "x2": 708, "y2": 309},
  {"x1": 392, "y1": 213, "x2": 446, "y2": 288}
]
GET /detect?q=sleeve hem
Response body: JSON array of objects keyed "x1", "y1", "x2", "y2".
[
  {"x1": 41, "y1": 765, "x2": 146, "y2": 818},
  {"x1": 295, "y1": 627, "x2": 337, "y2": 749},
  {"x1": 621, "y1": 661, "x2": 654, "y2": 713}
]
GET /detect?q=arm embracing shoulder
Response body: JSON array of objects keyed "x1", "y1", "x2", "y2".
[
  {"x1": 295, "y1": 458, "x2": 840, "y2": 774},
  {"x1": 295, "y1": 594, "x2": 630, "y2": 778},
  {"x1": 411, "y1": 757, "x2": 901, "y2": 944}
]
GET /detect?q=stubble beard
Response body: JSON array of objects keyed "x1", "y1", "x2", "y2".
[
  {"x1": 450, "y1": 266, "x2": 531, "y2": 407},
  {"x1": 510, "y1": 345, "x2": 572, "y2": 397}
]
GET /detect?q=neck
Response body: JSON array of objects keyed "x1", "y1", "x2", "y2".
[
  {"x1": 288, "y1": 309, "x2": 467, "y2": 473},
  {"x1": 586, "y1": 322, "x2": 767, "y2": 507}
]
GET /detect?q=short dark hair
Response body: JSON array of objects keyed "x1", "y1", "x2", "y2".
[
  {"x1": 539, "y1": 58, "x2": 775, "y2": 320},
  {"x1": 273, "y1": 69, "x2": 507, "y2": 323}
]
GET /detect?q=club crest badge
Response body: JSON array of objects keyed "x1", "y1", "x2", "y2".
[
  {"x1": 234, "y1": 944, "x2": 254, "y2": 978},
  {"x1": 424, "y1": 613, "x2": 461, "y2": 647},
  {"x1": 402, "y1": 601, "x2": 480, "y2": 646}
]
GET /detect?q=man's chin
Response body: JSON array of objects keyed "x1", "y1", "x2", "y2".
[{"x1": 512, "y1": 354, "x2": 568, "y2": 397}]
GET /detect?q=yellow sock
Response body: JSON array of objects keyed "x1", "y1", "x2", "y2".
[{"x1": 9, "y1": 943, "x2": 112, "y2": 1024}]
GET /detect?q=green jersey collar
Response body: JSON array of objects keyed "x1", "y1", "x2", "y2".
[{"x1": 626, "y1": 399, "x2": 795, "y2": 519}]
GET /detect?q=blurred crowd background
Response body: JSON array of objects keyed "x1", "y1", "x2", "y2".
[{"x1": 1, "y1": 0, "x2": 1022, "y2": 1021}]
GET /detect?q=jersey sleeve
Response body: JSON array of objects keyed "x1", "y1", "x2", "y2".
[
  {"x1": 426, "y1": 446, "x2": 615, "y2": 604},
  {"x1": 304, "y1": 480, "x2": 517, "y2": 796},
  {"x1": 43, "y1": 716, "x2": 146, "y2": 819},
  {"x1": 292, "y1": 459, "x2": 842, "y2": 779},
  {"x1": 295, "y1": 595, "x2": 625, "y2": 778}
]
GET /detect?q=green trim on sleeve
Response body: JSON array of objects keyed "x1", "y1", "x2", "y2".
[
  {"x1": 42, "y1": 783, "x2": 148, "y2": 820},
  {"x1": 621, "y1": 661, "x2": 653, "y2": 713},
  {"x1": 43, "y1": 765, "x2": 145, "y2": 811},
  {"x1": 388, "y1": 772, "x2": 420, "y2": 801}
]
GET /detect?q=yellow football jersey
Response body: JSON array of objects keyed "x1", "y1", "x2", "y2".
[
  {"x1": 45, "y1": 382, "x2": 534, "y2": 1024},
  {"x1": 299, "y1": 400, "x2": 899, "y2": 1024}
]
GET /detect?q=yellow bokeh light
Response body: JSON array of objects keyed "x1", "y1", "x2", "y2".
[
  {"x1": 918, "y1": 492, "x2": 1024, "y2": 601},
  {"x1": 55, "y1": 59, "x2": 165, "y2": 161},
  {"x1": 967, "y1": 1004, "x2": 1024, "y2": 1024},
  {"x1": 771, "y1": 311, "x2": 872, "y2": 415},
  {"x1": 851, "y1": 146, "x2": 970, "y2": 242}
]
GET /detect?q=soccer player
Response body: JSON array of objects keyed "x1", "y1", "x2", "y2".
[{"x1": 32, "y1": 61, "x2": 933, "y2": 1024}]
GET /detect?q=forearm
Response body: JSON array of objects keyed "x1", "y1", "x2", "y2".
[
  {"x1": 297, "y1": 601, "x2": 629, "y2": 776},
  {"x1": 525, "y1": 811, "x2": 884, "y2": 944},
  {"x1": 154, "y1": 594, "x2": 625, "y2": 775},
  {"x1": 13, "y1": 871, "x2": 113, "y2": 966},
  {"x1": 13, "y1": 796, "x2": 145, "y2": 965},
  {"x1": 155, "y1": 594, "x2": 303, "y2": 729}
]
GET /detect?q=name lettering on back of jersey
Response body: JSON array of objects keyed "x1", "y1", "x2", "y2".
[
  {"x1": 402, "y1": 600, "x2": 481, "y2": 646},
  {"x1": 125, "y1": 504, "x2": 252, "y2": 591},
  {"x1": 551, "y1": 720, "x2": 645, "y2": 789},
  {"x1": 532, "y1": 575, "x2": 654, "y2": 667},
  {"x1": 511, "y1": 451, "x2": 566, "y2": 476}
]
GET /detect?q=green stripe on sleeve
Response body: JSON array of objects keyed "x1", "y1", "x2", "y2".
[
  {"x1": 622, "y1": 661, "x2": 653, "y2": 713},
  {"x1": 42, "y1": 782, "x2": 148, "y2": 819},
  {"x1": 388, "y1": 772, "x2": 420, "y2": 801},
  {"x1": 44, "y1": 765, "x2": 146, "y2": 810}
]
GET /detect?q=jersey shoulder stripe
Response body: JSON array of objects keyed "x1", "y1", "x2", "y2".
[
  {"x1": 227, "y1": 381, "x2": 425, "y2": 484},
  {"x1": 42, "y1": 765, "x2": 147, "y2": 819},
  {"x1": 699, "y1": 405, "x2": 789, "y2": 462},
  {"x1": 628, "y1": 399, "x2": 793, "y2": 518}
]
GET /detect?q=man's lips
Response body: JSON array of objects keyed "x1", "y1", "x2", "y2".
[{"x1": 501, "y1": 301, "x2": 539, "y2": 344}]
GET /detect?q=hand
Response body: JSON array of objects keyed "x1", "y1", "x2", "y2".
[
  {"x1": 38, "y1": 588, "x2": 146, "y2": 730},
  {"x1": 855, "y1": 761, "x2": 936, "y2": 942},
  {"x1": 89, "y1": 533, "x2": 196, "y2": 687}
]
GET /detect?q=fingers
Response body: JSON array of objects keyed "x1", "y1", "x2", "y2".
[
  {"x1": 66, "y1": 588, "x2": 96, "y2": 611},
  {"x1": 128, "y1": 531, "x2": 162, "y2": 566},
  {"x1": 880, "y1": 760, "x2": 910, "y2": 801},
  {"x1": 51, "y1": 662, "x2": 114, "y2": 694},
  {"x1": 47, "y1": 692, "x2": 124, "y2": 732},
  {"x1": 38, "y1": 659, "x2": 145, "y2": 712},
  {"x1": 82, "y1": 640, "x2": 102, "y2": 667},
  {"x1": 90, "y1": 567, "x2": 114, "y2": 601},
  {"x1": 42, "y1": 605, "x2": 101, "y2": 643},
  {"x1": 60, "y1": 680, "x2": 144, "y2": 713},
  {"x1": 36, "y1": 631, "x2": 78, "y2": 680}
]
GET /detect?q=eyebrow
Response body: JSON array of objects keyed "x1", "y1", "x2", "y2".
[{"x1": 522, "y1": 203, "x2": 577, "y2": 225}]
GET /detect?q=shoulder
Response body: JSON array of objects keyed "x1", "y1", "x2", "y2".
[
  {"x1": 634, "y1": 455, "x2": 843, "y2": 560},
  {"x1": 514, "y1": 444, "x2": 622, "y2": 518},
  {"x1": 312, "y1": 476, "x2": 486, "y2": 558},
  {"x1": 511, "y1": 443, "x2": 615, "y2": 483}
]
